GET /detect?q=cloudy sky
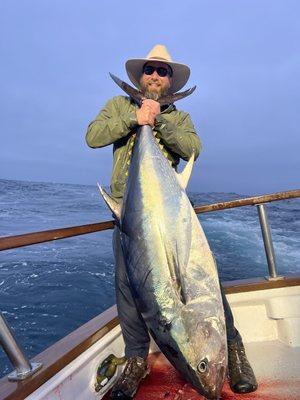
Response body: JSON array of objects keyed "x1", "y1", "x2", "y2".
[{"x1": 0, "y1": 0, "x2": 299, "y2": 195}]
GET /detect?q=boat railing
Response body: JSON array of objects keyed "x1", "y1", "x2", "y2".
[{"x1": 0, "y1": 188, "x2": 299, "y2": 382}]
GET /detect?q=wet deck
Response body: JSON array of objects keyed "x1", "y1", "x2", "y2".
[{"x1": 104, "y1": 340, "x2": 300, "y2": 400}]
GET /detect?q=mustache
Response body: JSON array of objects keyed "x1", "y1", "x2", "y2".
[{"x1": 146, "y1": 80, "x2": 161, "y2": 85}]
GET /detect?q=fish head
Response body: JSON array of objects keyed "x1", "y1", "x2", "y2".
[{"x1": 186, "y1": 318, "x2": 227, "y2": 399}]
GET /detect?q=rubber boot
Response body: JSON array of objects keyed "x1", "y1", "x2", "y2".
[
  {"x1": 228, "y1": 340, "x2": 258, "y2": 393},
  {"x1": 111, "y1": 356, "x2": 150, "y2": 399}
]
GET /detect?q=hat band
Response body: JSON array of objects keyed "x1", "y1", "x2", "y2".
[{"x1": 148, "y1": 56, "x2": 171, "y2": 62}]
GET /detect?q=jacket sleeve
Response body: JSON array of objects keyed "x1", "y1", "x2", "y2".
[
  {"x1": 86, "y1": 96, "x2": 138, "y2": 148},
  {"x1": 155, "y1": 112, "x2": 201, "y2": 161}
]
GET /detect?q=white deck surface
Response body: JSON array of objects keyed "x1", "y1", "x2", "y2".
[
  {"x1": 246, "y1": 340, "x2": 300, "y2": 381},
  {"x1": 244, "y1": 340, "x2": 300, "y2": 399}
]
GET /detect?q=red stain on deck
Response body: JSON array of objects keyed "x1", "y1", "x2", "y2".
[{"x1": 103, "y1": 352, "x2": 300, "y2": 400}]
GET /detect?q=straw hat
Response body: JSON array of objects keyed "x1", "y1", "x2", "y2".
[{"x1": 125, "y1": 45, "x2": 190, "y2": 93}]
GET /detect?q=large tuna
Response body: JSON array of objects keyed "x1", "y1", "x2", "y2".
[{"x1": 99, "y1": 125, "x2": 227, "y2": 399}]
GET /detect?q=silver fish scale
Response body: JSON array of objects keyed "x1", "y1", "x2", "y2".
[{"x1": 117, "y1": 125, "x2": 227, "y2": 399}]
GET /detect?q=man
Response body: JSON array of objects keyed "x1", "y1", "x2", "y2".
[{"x1": 86, "y1": 45, "x2": 257, "y2": 399}]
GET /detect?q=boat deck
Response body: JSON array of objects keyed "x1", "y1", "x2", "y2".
[
  {"x1": 9, "y1": 284, "x2": 299, "y2": 400},
  {"x1": 103, "y1": 340, "x2": 300, "y2": 400}
]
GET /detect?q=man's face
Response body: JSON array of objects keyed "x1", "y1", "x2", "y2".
[{"x1": 139, "y1": 61, "x2": 172, "y2": 100}]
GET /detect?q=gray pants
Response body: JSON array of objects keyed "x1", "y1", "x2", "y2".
[{"x1": 113, "y1": 228, "x2": 241, "y2": 359}]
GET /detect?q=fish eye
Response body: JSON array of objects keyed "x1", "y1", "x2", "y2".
[{"x1": 197, "y1": 359, "x2": 208, "y2": 373}]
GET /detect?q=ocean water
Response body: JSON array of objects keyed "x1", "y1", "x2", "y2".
[{"x1": 0, "y1": 178, "x2": 299, "y2": 378}]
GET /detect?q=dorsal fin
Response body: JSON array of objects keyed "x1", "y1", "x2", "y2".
[
  {"x1": 97, "y1": 183, "x2": 122, "y2": 222},
  {"x1": 175, "y1": 152, "x2": 195, "y2": 190}
]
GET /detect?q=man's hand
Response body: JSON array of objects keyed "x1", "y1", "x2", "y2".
[{"x1": 136, "y1": 99, "x2": 160, "y2": 127}]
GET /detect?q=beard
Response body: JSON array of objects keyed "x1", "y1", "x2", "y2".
[{"x1": 140, "y1": 80, "x2": 169, "y2": 100}]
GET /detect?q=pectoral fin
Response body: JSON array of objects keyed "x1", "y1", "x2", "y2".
[{"x1": 97, "y1": 183, "x2": 122, "y2": 222}]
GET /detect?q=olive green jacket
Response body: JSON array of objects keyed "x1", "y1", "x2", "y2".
[{"x1": 86, "y1": 95, "x2": 201, "y2": 201}]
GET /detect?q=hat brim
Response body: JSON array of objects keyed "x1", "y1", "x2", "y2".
[{"x1": 125, "y1": 58, "x2": 190, "y2": 94}]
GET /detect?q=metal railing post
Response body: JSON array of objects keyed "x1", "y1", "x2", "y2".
[
  {"x1": 257, "y1": 204, "x2": 282, "y2": 280},
  {"x1": 0, "y1": 312, "x2": 42, "y2": 381}
]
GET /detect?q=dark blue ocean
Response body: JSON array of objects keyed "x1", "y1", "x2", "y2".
[{"x1": 0, "y1": 179, "x2": 299, "y2": 377}]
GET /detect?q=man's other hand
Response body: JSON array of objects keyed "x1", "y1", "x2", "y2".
[{"x1": 136, "y1": 99, "x2": 160, "y2": 127}]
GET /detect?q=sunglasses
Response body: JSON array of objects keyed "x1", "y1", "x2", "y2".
[{"x1": 143, "y1": 65, "x2": 173, "y2": 77}]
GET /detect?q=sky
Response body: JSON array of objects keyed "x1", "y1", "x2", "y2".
[{"x1": 0, "y1": 0, "x2": 299, "y2": 195}]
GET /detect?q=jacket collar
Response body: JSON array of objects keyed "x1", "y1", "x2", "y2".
[
  {"x1": 161, "y1": 103, "x2": 176, "y2": 113},
  {"x1": 129, "y1": 96, "x2": 176, "y2": 113}
]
